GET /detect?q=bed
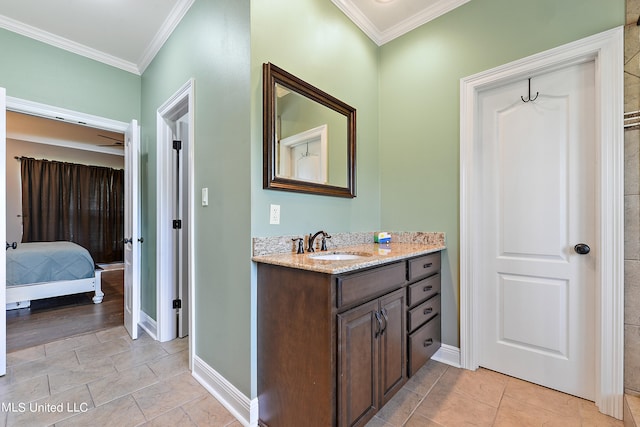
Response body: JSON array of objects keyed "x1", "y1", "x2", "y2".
[{"x1": 6, "y1": 241, "x2": 104, "y2": 310}]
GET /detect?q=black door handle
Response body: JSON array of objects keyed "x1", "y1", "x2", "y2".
[{"x1": 574, "y1": 243, "x2": 590, "y2": 255}]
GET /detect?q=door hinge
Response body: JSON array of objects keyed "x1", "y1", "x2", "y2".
[
  {"x1": 173, "y1": 140, "x2": 182, "y2": 150},
  {"x1": 173, "y1": 299, "x2": 182, "y2": 309},
  {"x1": 173, "y1": 219, "x2": 182, "y2": 229}
]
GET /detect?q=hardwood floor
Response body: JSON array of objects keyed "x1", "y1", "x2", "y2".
[{"x1": 6, "y1": 269, "x2": 124, "y2": 353}]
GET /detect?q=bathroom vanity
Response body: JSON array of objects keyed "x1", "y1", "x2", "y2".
[{"x1": 254, "y1": 241, "x2": 444, "y2": 427}]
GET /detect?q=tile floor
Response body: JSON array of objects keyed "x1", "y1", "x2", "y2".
[
  {"x1": 1, "y1": 326, "x2": 239, "y2": 427},
  {"x1": 0, "y1": 325, "x2": 626, "y2": 426}
]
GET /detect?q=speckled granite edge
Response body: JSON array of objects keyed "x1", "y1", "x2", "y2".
[{"x1": 252, "y1": 231, "x2": 445, "y2": 257}]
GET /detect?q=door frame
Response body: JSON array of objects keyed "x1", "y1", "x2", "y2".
[
  {"x1": 156, "y1": 79, "x2": 195, "y2": 362},
  {"x1": 1, "y1": 95, "x2": 134, "y2": 368},
  {"x1": 459, "y1": 27, "x2": 623, "y2": 418}
]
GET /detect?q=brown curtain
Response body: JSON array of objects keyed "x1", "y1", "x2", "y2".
[{"x1": 20, "y1": 157, "x2": 124, "y2": 263}]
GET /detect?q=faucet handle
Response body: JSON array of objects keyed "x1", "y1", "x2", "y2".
[
  {"x1": 321, "y1": 234, "x2": 331, "y2": 251},
  {"x1": 291, "y1": 238, "x2": 305, "y2": 254}
]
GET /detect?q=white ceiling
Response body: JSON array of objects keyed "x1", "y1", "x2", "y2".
[
  {"x1": 331, "y1": 0, "x2": 471, "y2": 45},
  {"x1": 0, "y1": 0, "x2": 194, "y2": 75},
  {"x1": 0, "y1": 0, "x2": 469, "y2": 77}
]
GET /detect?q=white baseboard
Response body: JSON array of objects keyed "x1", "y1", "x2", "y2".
[
  {"x1": 431, "y1": 344, "x2": 461, "y2": 368},
  {"x1": 192, "y1": 355, "x2": 258, "y2": 427},
  {"x1": 138, "y1": 310, "x2": 157, "y2": 340}
]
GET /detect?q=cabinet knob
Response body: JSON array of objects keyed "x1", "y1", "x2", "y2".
[
  {"x1": 423, "y1": 262, "x2": 433, "y2": 269},
  {"x1": 423, "y1": 338, "x2": 433, "y2": 347},
  {"x1": 423, "y1": 285, "x2": 433, "y2": 292},
  {"x1": 423, "y1": 307, "x2": 433, "y2": 315}
]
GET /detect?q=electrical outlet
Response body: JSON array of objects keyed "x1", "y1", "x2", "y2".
[{"x1": 269, "y1": 204, "x2": 280, "y2": 225}]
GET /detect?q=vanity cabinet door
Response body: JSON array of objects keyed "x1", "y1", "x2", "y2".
[
  {"x1": 379, "y1": 289, "x2": 407, "y2": 406},
  {"x1": 338, "y1": 299, "x2": 380, "y2": 427}
]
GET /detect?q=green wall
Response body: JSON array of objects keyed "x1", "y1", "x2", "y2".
[
  {"x1": 140, "y1": 0, "x2": 251, "y2": 395},
  {"x1": 251, "y1": 0, "x2": 380, "y2": 238},
  {"x1": 0, "y1": 28, "x2": 140, "y2": 122},
  {"x1": 378, "y1": 0, "x2": 624, "y2": 347}
]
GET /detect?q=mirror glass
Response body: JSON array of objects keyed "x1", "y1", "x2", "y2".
[{"x1": 263, "y1": 63, "x2": 356, "y2": 197}]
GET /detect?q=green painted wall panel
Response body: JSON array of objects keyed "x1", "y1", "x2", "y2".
[
  {"x1": 140, "y1": 0, "x2": 252, "y2": 396},
  {"x1": 0, "y1": 29, "x2": 140, "y2": 121},
  {"x1": 378, "y1": 0, "x2": 624, "y2": 348},
  {"x1": 251, "y1": 0, "x2": 380, "y2": 238}
]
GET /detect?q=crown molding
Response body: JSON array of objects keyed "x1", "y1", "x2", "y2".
[
  {"x1": 331, "y1": 0, "x2": 471, "y2": 46},
  {"x1": 0, "y1": 14, "x2": 140, "y2": 74},
  {"x1": 137, "y1": 0, "x2": 195, "y2": 74},
  {"x1": 0, "y1": 0, "x2": 194, "y2": 76}
]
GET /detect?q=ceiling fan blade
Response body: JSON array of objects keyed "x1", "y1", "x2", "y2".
[{"x1": 98, "y1": 134, "x2": 124, "y2": 143}]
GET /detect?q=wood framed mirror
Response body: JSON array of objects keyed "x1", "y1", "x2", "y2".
[{"x1": 263, "y1": 63, "x2": 356, "y2": 198}]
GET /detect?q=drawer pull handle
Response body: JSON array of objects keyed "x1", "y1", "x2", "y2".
[
  {"x1": 424, "y1": 338, "x2": 433, "y2": 347},
  {"x1": 423, "y1": 285, "x2": 433, "y2": 292},
  {"x1": 423, "y1": 262, "x2": 433, "y2": 269},
  {"x1": 423, "y1": 307, "x2": 433, "y2": 315}
]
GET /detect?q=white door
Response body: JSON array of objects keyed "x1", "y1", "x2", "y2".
[
  {"x1": 124, "y1": 119, "x2": 140, "y2": 340},
  {"x1": 0, "y1": 88, "x2": 6, "y2": 375},
  {"x1": 478, "y1": 61, "x2": 596, "y2": 400},
  {"x1": 176, "y1": 116, "x2": 189, "y2": 338}
]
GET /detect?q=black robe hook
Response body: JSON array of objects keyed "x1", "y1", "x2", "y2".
[{"x1": 521, "y1": 78, "x2": 539, "y2": 103}]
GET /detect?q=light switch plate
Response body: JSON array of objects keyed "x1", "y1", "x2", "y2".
[
  {"x1": 269, "y1": 204, "x2": 280, "y2": 225},
  {"x1": 202, "y1": 188, "x2": 209, "y2": 206}
]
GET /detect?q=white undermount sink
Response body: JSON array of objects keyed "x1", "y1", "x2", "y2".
[{"x1": 308, "y1": 252, "x2": 370, "y2": 261}]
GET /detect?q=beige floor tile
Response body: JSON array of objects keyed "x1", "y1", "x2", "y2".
[
  {"x1": 11, "y1": 350, "x2": 79, "y2": 383},
  {"x1": 160, "y1": 337, "x2": 189, "y2": 355},
  {"x1": 403, "y1": 413, "x2": 444, "y2": 427},
  {"x1": 578, "y1": 399, "x2": 624, "y2": 426},
  {"x1": 374, "y1": 388, "x2": 423, "y2": 426},
  {"x1": 0, "y1": 375, "x2": 49, "y2": 405},
  {"x1": 132, "y1": 372, "x2": 207, "y2": 420},
  {"x1": 88, "y1": 364, "x2": 158, "y2": 407},
  {"x1": 111, "y1": 342, "x2": 169, "y2": 372},
  {"x1": 49, "y1": 356, "x2": 117, "y2": 395},
  {"x1": 403, "y1": 361, "x2": 447, "y2": 397},
  {"x1": 6, "y1": 385, "x2": 94, "y2": 427},
  {"x1": 364, "y1": 415, "x2": 396, "y2": 426},
  {"x1": 181, "y1": 394, "x2": 237, "y2": 426},
  {"x1": 494, "y1": 394, "x2": 580, "y2": 427},
  {"x1": 44, "y1": 333, "x2": 100, "y2": 356},
  {"x1": 56, "y1": 394, "x2": 146, "y2": 427},
  {"x1": 414, "y1": 382, "x2": 497, "y2": 427},
  {"x1": 144, "y1": 407, "x2": 196, "y2": 426},
  {"x1": 75, "y1": 337, "x2": 131, "y2": 364},
  {"x1": 6, "y1": 345, "x2": 45, "y2": 367},
  {"x1": 436, "y1": 367, "x2": 508, "y2": 408},
  {"x1": 504, "y1": 377, "x2": 582, "y2": 418},
  {"x1": 95, "y1": 326, "x2": 129, "y2": 343},
  {"x1": 147, "y1": 350, "x2": 189, "y2": 381}
]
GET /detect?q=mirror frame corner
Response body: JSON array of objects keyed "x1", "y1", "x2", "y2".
[{"x1": 262, "y1": 62, "x2": 356, "y2": 198}]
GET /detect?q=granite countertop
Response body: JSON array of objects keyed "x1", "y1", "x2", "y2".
[{"x1": 251, "y1": 242, "x2": 445, "y2": 274}]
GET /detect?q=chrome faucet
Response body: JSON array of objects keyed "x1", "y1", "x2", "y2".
[{"x1": 308, "y1": 231, "x2": 331, "y2": 252}]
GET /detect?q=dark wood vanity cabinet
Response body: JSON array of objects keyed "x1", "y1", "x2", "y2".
[
  {"x1": 337, "y1": 287, "x2": 406, "y2": 427},
  {"x1": 257, "y1": 251, "x2": 441, "y2": 427},
  {"x1": 405, "y1": 252, "x2": 442, "y2": 377},
  {"x1": 257, "y1": 260, "x2": 406, "y2": 427}
]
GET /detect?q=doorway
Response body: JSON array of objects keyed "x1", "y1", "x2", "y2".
[
  {"x1": 156, "y1": 80, "x2": 194, "y2": 356},
  {"x1": 0, "y1": 94, "x2": 139, "y2": 373},
  {"x1": 459, "y1": 28, "x2": 623, "y2": 418}
]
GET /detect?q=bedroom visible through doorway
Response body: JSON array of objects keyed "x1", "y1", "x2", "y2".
[{"x1": 5, "y1": 111, "x2": 127, "y2": 352}]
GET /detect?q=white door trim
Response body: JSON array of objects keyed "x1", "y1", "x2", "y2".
[
  {"x1": 156, "y1": 79, "x2": 195, "y2": 367},
  {"x1": 460, "y1": 26, "x2": 623, "y2": 418}
]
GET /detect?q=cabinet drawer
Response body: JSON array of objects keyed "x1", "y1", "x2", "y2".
[
  {"x1": 408, "y1": 253, "x2": 441, "y2": 281},
  {"x1": 408, "y1": 314, "x2": 441, "y2": 377},
  {"x1": 407, "y1": 274, "x2": 441, "y2": 307},
  {"x1": 407, "y1": 294, "x2": 440, "y2": 333},
  {"x1": 337, "y1": 262, "x2": 406, "y2": 310}
]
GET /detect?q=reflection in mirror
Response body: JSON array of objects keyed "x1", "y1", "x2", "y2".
[{"x1": 263, "y1": 63, "x2": 356, "y2": 197}]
